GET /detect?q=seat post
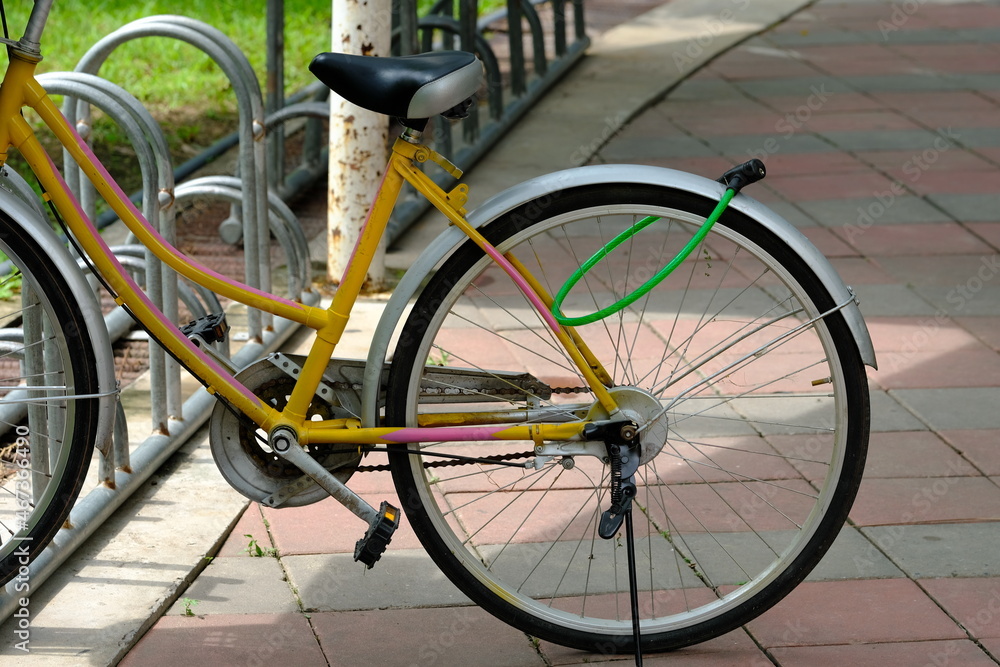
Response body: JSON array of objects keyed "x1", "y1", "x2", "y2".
[{"x1": 400, "y1": 127, "x2": 423, "y2": 144}]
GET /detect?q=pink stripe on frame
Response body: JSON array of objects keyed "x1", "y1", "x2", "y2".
[
  {"x1": 384, "y1": 426, "x2": 509, "y2": 442},
  {"x1": 480, "y1": 243, "x2": 562, "y2": 332}
]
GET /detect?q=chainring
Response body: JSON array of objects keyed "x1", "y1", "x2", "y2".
[{"x1": 209, "y1": 356, "x2": 362, "y2": 507}]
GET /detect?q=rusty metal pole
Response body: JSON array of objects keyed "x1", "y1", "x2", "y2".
[{"x1": 327, "y1": 0, "x2": 391, "y2": 289}]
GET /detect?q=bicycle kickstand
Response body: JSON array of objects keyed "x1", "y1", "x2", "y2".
[{"x1": 588, "y1": 421, "x2": 645, "y2": 667}]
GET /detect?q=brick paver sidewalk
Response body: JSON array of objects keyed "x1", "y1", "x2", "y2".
[{"x1": 122, "y1": 1, "x2": 1000, "y2": 665}]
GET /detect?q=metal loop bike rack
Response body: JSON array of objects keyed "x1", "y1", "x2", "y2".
[
  {"x1": 174, "y1": 175, "x2": 311, "y2": 298},
  {"x1": 43, "y1": 72, "x2": 177, "y2": 435},
  {"x1": 0, "y1": 16, "x2": 319, "y2": 622},
  {"x1": 74, "y1": 14, "x2": 272, "y2": 338}
]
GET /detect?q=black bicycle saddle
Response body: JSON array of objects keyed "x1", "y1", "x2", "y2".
[{"x1": 309, "y1": 51, "x2": 483, "y2": 120}]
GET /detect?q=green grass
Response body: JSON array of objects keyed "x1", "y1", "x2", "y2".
[{"x1": 5, "y1": 1, "x2": 332, "y2": 116}]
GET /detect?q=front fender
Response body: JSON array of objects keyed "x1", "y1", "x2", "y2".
[
  {"x1": 0, "y1": 180, "x2": 117, "y2": 456},
  {"x1": 361, "y1": 164, "x2": 877, "y2": 426}
]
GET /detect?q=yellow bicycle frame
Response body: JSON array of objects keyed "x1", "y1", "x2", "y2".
[{"x1": 0, "y1": 50, "x2": 621, "y2": 448}]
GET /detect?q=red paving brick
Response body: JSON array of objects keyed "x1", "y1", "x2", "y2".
[
  {"x1": 956, "y1": 315, "x2": 1000, "y2": 350},
  {"x1": 764, "y1": 172, "x2": 902, "y2": 201},
  {"x1": 967, "y1": 222, "x2": 1000, "y2": 245},
  {"x1": 770, "y1": 640, "x2": 996, "y2": 666},
  {"x1": 906, "y1": 170, "x2": 1000, "y2": 196},
  {"x1": 872, "y1": 90, "x2": 1000, "y2": 113},
  {"x1": 849, "y1": 476, "x2": 1000, "y2": 526},
  {"x1": 261, "y1": 493, "x2": 423, "y2": 555},
  {"x1": 983, "y1": 638, "x2": 1000, "y2": 661},
  {"x1": 876, "y1": 347, "x2": 1000, "y2": 389},
  {"x1": 795, "y1": 226, "x2": 858, "y2": 257},
  {"x1": 797, "y1": 111, "x2": 922, "y2": 133},
  {"x1": 921, "y1": 577, "x2": 1000, "y2": 639},
  {"x1": 120, "y1": 614, "x2": 326, "y2": 667},
  {"x1": 855, "y1": 149, "x2": 997, "y2": 180},
  {"x1": 834, "y1": 222, "x2": 994, "y2": 256},
  {"x1": 217, "y1": 503, "x2": 270, "y2": 558},
  {"x1": 310, "y1": 607, "x2": 546, "y2": 666},
  {"x1": 542, "y1": 626, "x2": 767, "y2": 665},
  {"x1": 751, "y1": 151, "x2": 870, "y2": 175},
  {"x1": 745, "y1": 579, "x2": 965, "y2": 647},
  {"x1": 939, "y1": 429, "x2": 1000, "y2": 476}
]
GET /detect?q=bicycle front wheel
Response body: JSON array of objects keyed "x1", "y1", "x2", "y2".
[
  {"x1": 0, "y1": 215, "x2": 101, "y2": 585},
  {"x1": 386, "y1": 184, "x2": 869, "y2": 652}
]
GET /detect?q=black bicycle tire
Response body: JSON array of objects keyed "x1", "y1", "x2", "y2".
[{"x1": 0, "y1": 215, "x2": 101, "y2": 586}]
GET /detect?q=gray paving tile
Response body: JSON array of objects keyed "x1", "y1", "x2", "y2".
[
  {"x1": 928, "y1": 193, "x2": 1000, "y2": 222},
  {"x1": 946, "y1": 73, "x2": 1000, "y2": 92},
  {"x1": 861, "y1": 522, "x2": 1000, "y2": 578},
  {"x1": 869, "y1": 390, "x2": 927, "y2": 432},
  {"x1": 755, "y1": 200, "x2": 819, "y2": 228},
  {"x1": 809, "y1": 526, "x2": 906, "y2": 581},
  {"x1": 892, "y1": 388, "x2": 1000, "y2": 430},
  {"x1": 704, "y1": 132, "x2": 835, "y2": 157},
  {"x1": 821, "y1": 129, "x2": 956, "y2": 152},
  {"x1": 735, "y1": 77, "x2": 854, "y2": 99},
  {"x1": 482, "y1": 539, "x2": 704, "y2": 595},
  {"x1": 799, "y1": 196, "x2": 952, "y2": 228},
  {"x1": 911, "y1": 284, "x2": 1000, "y2": 317},
  {"x1": 766, "y1": 30, "x2": 880, "y2": 46},
  {"x1": 937, "y1": 127, "x2": 1000, "y2": 148},
  {"x1": 853, "y1": 284, "x2": 940, "y2": 317},
  {"x1": 955, "y1": 27, "x2": 1000, "y2": 43},
  {"x1": 283, "y1": 549, "x2": 473, "y2": 611},
  {"x1": 669, "y1": 77, "x2": 747, "y2": 102},
  {"x1": 601, "y1": 134, "x2": 716, "y2": 159},
  {"x1": 840, "y1": 74, "x2": 973, "y2": 93},
  {"x1": 875, "y1": 255, "x2": 997, "y2": 287},
  {"x1": 882, "y1": 29, "x2": 978, "y2": 44},
  {"x1": 166, "y1": 556, "x2": 299, "y2": 616}
]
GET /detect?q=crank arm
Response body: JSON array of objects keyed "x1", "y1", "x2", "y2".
[{"x1": 268, "y1": 428, "x2": 378, "y2": 524}]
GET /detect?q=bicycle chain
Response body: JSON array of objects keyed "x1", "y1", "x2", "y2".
[
  {"x1": 349, "y1": 382, "x2": 591, "y2": 473},
  {"x1": 357, "y1": 450, "x2": 534, "y2": 473}
]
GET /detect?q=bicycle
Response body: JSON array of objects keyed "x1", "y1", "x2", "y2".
[{"x1": 0, "y1": 0, "x2": 875, "y2": 657}]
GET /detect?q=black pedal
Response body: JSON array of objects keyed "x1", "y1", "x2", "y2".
[
  {"x1": 354, "y1": 501, "x2": 400, "y2": 568},
  {"x1": 180, "y1": 312, "x2": 229, "y2": 345}
]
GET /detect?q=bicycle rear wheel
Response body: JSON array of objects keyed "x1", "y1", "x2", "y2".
[
  {"x1": 0, "y1": 215, "x2": 101, "y2": 585},
  {"x1": 386, "y1": 184, "x2": 869, "y2": 652}
]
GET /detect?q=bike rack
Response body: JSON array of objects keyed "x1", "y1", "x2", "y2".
[
  {"x1": 174, "y1": 176, "x2": 311, "y2": 297},
  {"x1": 46, "y1": 72, "x2": 177, "y2": 435},
  {"x1": 74, "y1": 15, "x2": 272, "y2": 338},
  {"x1": 0, "y1": 18, "x2": 319, "y2": 621}
]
